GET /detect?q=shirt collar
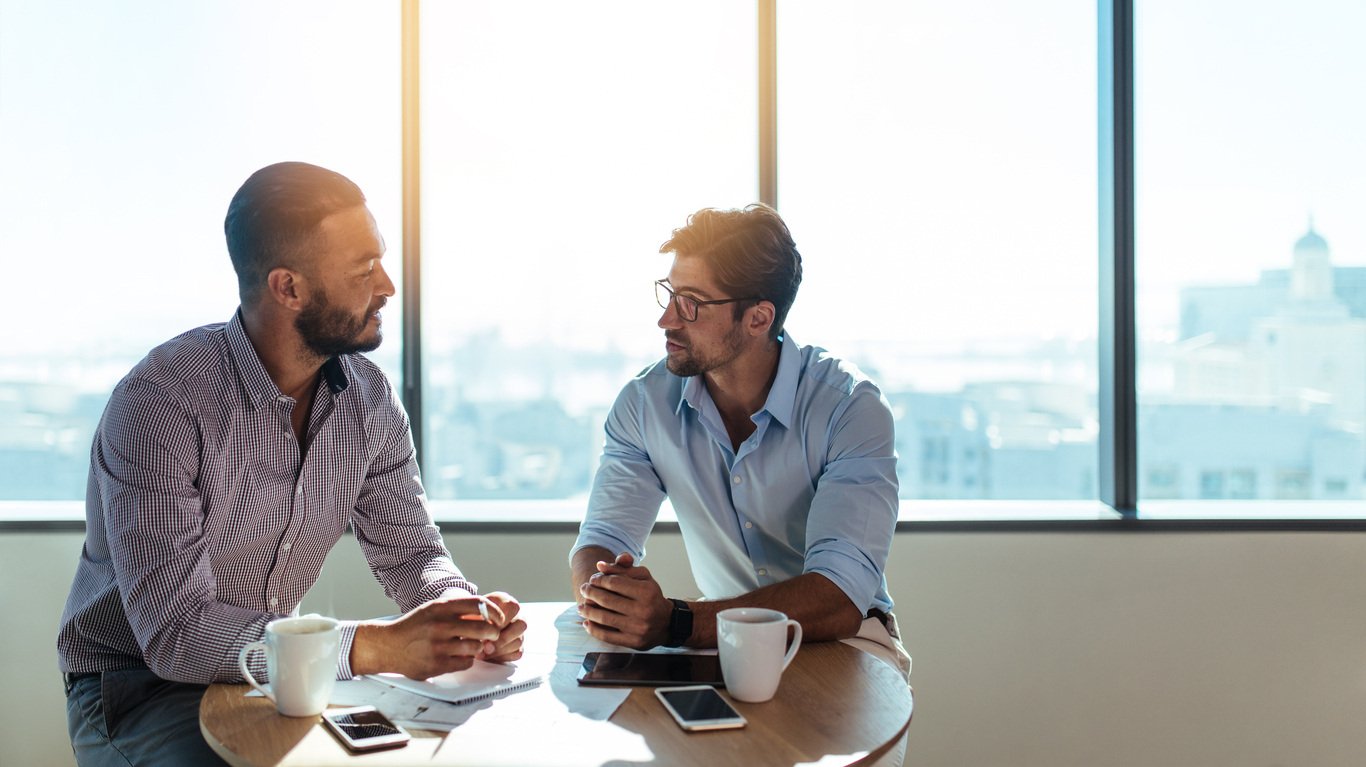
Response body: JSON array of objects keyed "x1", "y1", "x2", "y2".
[
  {"x1": 226, "y1": 309, "x2": 349, "y2": 410},
  {"x1": 762, "y1": 334, "x2": 800, "y2": 429},
  {"x1": 675, "y1": 334, "x2": 800, "y2": 429}
]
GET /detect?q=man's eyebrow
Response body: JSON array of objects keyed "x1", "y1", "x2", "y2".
[{"x1": 669, "y1": 282, "x2": 717, "y2": 300}]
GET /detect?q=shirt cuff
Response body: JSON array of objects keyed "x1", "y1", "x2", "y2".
[
  {"x1": 336, "y1": 621, "x2": 359, "y2": 680},
  {"x1": 570, "y1": 531, "x2": 643, "y2": 565},
  {"x1": 439, "y1": 585, "x2": 478, "y2": 599},
  {"x1": 804, "y1": 544, "x2": 881, "y2": 614}
]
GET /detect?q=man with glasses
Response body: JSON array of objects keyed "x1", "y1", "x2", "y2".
[{"x1": 571, "y1": 204, "x2": 910, "y2": 678}]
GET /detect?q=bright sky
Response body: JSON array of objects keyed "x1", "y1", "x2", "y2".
[{"x1": 2, "y1": 0, "x2": 1362, "y2": 367}]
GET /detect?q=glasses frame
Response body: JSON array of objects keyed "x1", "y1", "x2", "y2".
[{"x1": 655, "y1": 280, "x2": 762, "y2": 322}]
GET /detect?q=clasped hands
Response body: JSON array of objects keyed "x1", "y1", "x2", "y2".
[
  {"x1": 578, "y1": 553, "x2": 675, "y2": 649},
  {"x1": 352, "y1": 591, "x2": 527, "y2": 680}
]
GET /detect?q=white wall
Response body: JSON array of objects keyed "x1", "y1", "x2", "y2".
[{"x1": 5, "y1": 528, "x2": 1366, "y2": 767}]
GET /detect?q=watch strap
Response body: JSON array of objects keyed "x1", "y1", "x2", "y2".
[{"x1": 665, "y1": 598, "x2": 693, "y2": 647}]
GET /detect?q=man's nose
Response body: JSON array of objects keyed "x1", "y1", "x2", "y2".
[
  {"x1": 375, "y1": 262, "x2": 396, "y2": 297},
  {"x1": 658, "y1": 301, "x2": 683, "y2": 329}
]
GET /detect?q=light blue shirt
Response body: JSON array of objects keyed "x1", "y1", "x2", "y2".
[{"x1": 573, "y1": 335, "x2": 898, "y2": 614}]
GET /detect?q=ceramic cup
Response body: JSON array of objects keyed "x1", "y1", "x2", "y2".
[
  {"x1": 716, "y1": 607, "x2": 803, "y2": 702},
  {"x1": 238, "y1": 614, "x2": 340, "y2": 717}
]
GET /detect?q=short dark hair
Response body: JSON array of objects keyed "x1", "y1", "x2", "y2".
[
  {"x1": 224, "y1": 162, "x2": 366, "y2": 303},
  {"x1": 659, "y1": 203, "x2": 802, "y2": 340}
]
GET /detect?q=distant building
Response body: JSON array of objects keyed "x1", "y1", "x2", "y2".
[
  {"x1": 889, "y1": 384, "x2": 1095, "y2": 501},
  {"x1": 1140, "y1": 402, "x2": 1362, "y2": 500},
  {"x1": 1176, "y1": 224, "x2": 1366, "y2": 425},
  {"x1": 1157, "y1": 223, "x2": 1366, "y2": 499},
  {"x1": 1180, "y1": 225, "x2": 1366, "y2": 343}
]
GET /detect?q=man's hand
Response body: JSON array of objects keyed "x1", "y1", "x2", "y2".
[
  {"x1": 578, "y1": 553, "x2": 675, "y2": 649},
  {"x1": 478, "y1": 591, "x2": 527, "y2": 664},
  {"x1": 351, "y1": 596, "x2": 501, "y2": 680}
]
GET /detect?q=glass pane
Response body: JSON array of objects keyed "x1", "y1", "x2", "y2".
[
  {"x1": 778, "y1": 2, "x2": 1099, "y2": 502},
  {"x1": 419, "y1": 0, "x2": 756, "y2": 501},
  {"x1": 0, "y1": 1, "x2": 401, "y2": 502},
  {"x1": 1136, "y1": 0, "x2": 1366, "y2": 511}
]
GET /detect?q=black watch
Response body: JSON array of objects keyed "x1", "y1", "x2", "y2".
[{"x1": 664, "y1": 598, "x2": 693, "y2": 647}]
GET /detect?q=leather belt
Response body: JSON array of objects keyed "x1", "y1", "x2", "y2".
[{"x1": 62, "y1": 671, "x2": 99, "y2": 694}]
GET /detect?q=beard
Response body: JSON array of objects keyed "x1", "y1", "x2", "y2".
[
  {"x1": 295, "y1": 289, "x2": 384, "y2": 358},
  {"x1": 665, "y1": 321, "x2": 746, "y2": 377}
]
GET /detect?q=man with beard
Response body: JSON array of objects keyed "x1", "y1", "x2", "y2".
[
  {"x1": 570, "y1": 204, "x2": 910, "y2": 679},
  {"x1": 58, "y1": 162, "x2": 525, "y2": 766}
]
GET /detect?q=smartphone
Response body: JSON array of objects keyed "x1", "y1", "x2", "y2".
[
  {"x1": 321, "y1": 706, "x2": 411, "y2": 752},
  {"x1": 578, "y1": 651, "x2": 725, "y2": 687},
  {"x1": 654, "y1": 685, "x2": 747, "y2": 731}
]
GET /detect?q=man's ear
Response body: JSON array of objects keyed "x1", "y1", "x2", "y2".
[
  {"x1": 266, "y1": 266, "x2": 306, "y2": 311},
  {"x1": 747, "y1": 300, "x2": 776, "y2": 338}
]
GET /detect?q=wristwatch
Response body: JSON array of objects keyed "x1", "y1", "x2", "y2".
[{"x1": 664, "y1": 598, "x2": 693, "y2": 647}]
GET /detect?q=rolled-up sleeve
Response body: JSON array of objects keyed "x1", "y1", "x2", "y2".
[
  {"x1": 97, "y1": 379, "x2": 270, "y2": 684},
  {"x1": 802, "y1": 383, "x2": 899, "y2": 613},
  {"x1": 572, "y1": 381, "x2": 667, "y2": 564}
]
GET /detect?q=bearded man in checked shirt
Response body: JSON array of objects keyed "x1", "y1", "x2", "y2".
[{"x1": 57, "y1": 162, "x2": 525, "y2": 766}]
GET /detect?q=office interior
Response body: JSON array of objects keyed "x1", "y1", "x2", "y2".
[{"x1": 4, "y1": 2, "x2": 1366, "y2": 766}]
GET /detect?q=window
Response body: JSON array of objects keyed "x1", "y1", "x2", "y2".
[
  {"x1": 777, "y1": 2, "x2": 1098, "y2": 502},
  {"x1": 0, "y1": 0, "x2": 401, "y2": 502},
  {"x1": 6, "y1": 2, "x2": 1364, "y2": 523},
  {"x1": 1136, "y1": 0, "x2": 1366, "y2": 508},
  {"x1": 417, "y1": 1, "x2": 754, "y2": 501}
]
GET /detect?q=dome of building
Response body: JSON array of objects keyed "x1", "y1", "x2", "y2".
[{"x1": 1294, "y1": 225, "x2": 1329, "y2": 253}]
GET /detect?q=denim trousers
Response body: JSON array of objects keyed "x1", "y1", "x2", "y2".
[{"x1": 64, "y1": 668, "x2": 228, "y2": 767}]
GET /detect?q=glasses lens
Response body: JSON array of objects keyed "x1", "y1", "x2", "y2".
[
  {"x1": 656, "y1": 281, "x2": 700, "y2": 321},
  {"x1": 677, "y1": 294, "x2": 698, "y2": 321}
]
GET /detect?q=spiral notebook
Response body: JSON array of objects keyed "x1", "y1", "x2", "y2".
[{"x1": 367, "y1": 660, "x2": 543, "y2": 705}]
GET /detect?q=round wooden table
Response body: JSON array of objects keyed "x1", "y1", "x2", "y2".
[{"x1": 201, "y1": 605, "x2": 912, "y2": 766}]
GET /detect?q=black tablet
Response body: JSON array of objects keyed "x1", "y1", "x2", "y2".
[{"x1": 576, "y1": 651, "x2": 725, "y2": 687}]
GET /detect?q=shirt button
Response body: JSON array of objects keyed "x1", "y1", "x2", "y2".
[
  {"x1": 732, "y1": 475, "x2": 742, "y2": 485},
  {"x1": 296, "y1": 485, "x2": 303, "y2": 495},
  {"x1": 744, "y1": 522, "x2": 753, "y2": 529},
  {"x1": 269, "y1": 597, "x2": 279, "y2": 608},
  {"x1": 282, "y1": 542, "x2": 291, "y2": 551},
  {"x1": 757, "y1": 568, "x2": 767, "y2": 576}
]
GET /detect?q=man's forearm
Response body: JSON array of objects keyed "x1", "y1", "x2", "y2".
[
  {"x1": 682, "y1": 572, "x2": 865, "y2": 647},
  {"x1": 570, "y1": 545, "x2": 615, "y2": 606}
]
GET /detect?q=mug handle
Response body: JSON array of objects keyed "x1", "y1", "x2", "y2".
[
  {"x1": 780, "y1": 619, "x2": 803, "y2": 671},
  {"x1": 238, "y1": 641, "x2": 273, "y2": 702}
]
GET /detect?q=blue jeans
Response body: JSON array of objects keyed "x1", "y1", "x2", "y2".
[{"x1": 64, "y1": 668, "x2": 228, "y2": 766}]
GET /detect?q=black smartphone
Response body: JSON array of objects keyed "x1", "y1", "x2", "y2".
[
  {"x1": 577, "y1": 651, "x2": 726, "y2": 687},
  {"x1": 655, "y1": 686, "x2": 747, "y2": 731},
  {"x1": 321, "y1": 706, "x2": 411, "y2": 752}
]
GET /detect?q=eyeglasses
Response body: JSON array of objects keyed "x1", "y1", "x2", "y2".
[{"x1": 654, "y1": 280, "x2": 761, "y2": 323}]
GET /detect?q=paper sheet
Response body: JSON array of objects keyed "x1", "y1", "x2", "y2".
[{"x1": 366, "y1": 660, "x2": 543, "y2": 705}]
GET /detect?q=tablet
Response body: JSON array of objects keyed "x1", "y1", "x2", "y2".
[{"x1": 577, "y1": 651, "x2": 725, "y2": 687}]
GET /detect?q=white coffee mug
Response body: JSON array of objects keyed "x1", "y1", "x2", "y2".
[
  {"x1": 717, "y1": 607, "x2": 803, "y2": 703},
  {"x1": 238, "y1": 614, "x2": 340, "y2": 717}
]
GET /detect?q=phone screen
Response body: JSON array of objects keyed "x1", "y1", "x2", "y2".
[
  {"x1": 578, "y1": 652, "x2": 725, "y2": 686},
  {"x1": 658, "y1": 687, "x2": 741, "y2": 723},
  {"x1": 323, "y1": 707, "x2": 410, "y2": 751},
  {"x1": 330, "y1": 709, "x2": 403, "y2": 740}
]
